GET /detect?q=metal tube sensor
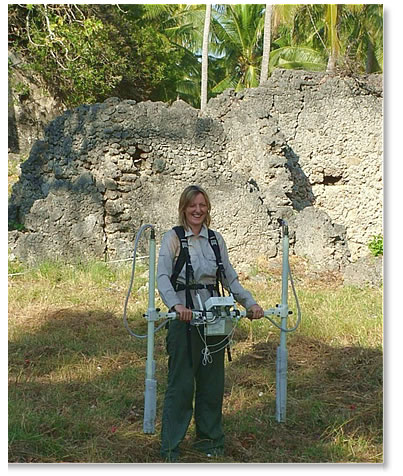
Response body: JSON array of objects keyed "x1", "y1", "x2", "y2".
[
  {"x1": 143, "y1": 228, "x2": 157, "y2": 434},
  {"x1": 276, "y1": 220, "x2": 289, "y2": 423}
]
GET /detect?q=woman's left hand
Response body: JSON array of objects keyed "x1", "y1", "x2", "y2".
[{"x1": 247, "y1": 304, "x2": 265, "y2": 320}]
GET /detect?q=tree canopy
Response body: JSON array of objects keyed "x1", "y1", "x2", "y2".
[{"x1": 8, "y1": 4, "x2": 383, "y2": 109}]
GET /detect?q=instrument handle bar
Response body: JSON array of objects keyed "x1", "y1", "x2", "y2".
[{"x1": 158, "y1": 308, "x2": 279, "y2": 321}]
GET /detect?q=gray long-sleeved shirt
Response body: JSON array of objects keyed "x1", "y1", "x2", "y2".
[{"x1": 157, "y1": 225, "x2": 257, "y2": 311}]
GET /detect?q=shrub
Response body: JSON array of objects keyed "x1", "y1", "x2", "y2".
[{"x1": 368, "y1": 234, "x2": 383, "y2": 257}]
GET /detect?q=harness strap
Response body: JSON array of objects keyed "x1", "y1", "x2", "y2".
[
  {"x1": 171, "y1": 226, "x2": 225, "y2": 296},
  {"x1": 207, "y1": 229, "x2": 227, "y2": 296},
  {"x1": 173, "y1": 283, "x2": 219, "y2": 293},
  {"x1": 170, "y1": 227, "x2": 195, "y2": 307}
]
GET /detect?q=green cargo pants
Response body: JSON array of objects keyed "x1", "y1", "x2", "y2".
[{"x1": 160, "y1": 319, "x2": 226, "y2": 460}]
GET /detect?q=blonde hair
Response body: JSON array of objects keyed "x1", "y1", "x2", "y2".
[{"x1": 178, "y1": 185, "x2": 211, "y2": 229}]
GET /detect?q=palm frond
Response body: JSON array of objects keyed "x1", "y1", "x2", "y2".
[
  {"x1": 269, "y1": 46, "x2": 326, "y2": 72},
  {"x1": 211, "y1": 74, "x2": 238, "y2": 94}
]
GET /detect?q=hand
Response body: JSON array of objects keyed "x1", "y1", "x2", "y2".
[
  {"x1": 247, "y1": 304, "x2": 264, "y2": 320},
  {"x1": 174, "y1": 304, "x2": 193, "y2": 322}
]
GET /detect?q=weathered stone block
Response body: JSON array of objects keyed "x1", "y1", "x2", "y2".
[{"x1": 8, "y1": 70, "x2": 382, "y2": 279}]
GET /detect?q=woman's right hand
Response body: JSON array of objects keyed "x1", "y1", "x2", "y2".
[{"x1": 174, "y1": 304, "x2": 193, "y2": 322}]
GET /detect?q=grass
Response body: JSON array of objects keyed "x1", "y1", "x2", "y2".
[{"x1": 8, "y1": 256, "x2": 383, "y2": 463}]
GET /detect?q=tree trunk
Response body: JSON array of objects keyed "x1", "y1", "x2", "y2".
[
  {"x1": 325, "y1": 4, "x2": 339, "y2": 73},
  {"x1": 326, "y1": 53, "x2": 337, "y2": 73},
  {"x1": 200, "y1": 4, "x2": 211, "y2": 111},
  {"x1": 260, "y1": 4, "x2": 272, "y2": 85},
  {"x1": 366, "y1": 39, "x2": 376, "y2": 73}
]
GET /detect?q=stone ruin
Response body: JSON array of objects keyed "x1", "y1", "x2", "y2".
[{"x1": 8, "y1": 69, "x2": 383, "y2": 284}]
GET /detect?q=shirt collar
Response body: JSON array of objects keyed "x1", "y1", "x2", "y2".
[{"x1": 185, "y1": 224, "x2": 208, "y2": 239}]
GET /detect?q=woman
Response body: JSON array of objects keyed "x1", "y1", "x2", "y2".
[{"x1": 157, "y1": 185, "x2": 264, "y2": 461}]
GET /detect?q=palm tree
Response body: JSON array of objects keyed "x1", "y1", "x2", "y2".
[
  {"x1": 212, "y1": 4, "x2": 328, "y2": 93},
  {"x1": 140, "y1": 3, "x2": 206, "y2": 107},
  {"x1": 211, "y1": 4, "x2": 266, "y2": 93},
  {"x1": 138, "y1": 3, "x2": 383, "y2": 106},
  {"x1": 338, "y1": 4, "x2": 383, "y2": 73},
  {"x1": 268, "y1": 4, "x2": 327, "y2": 74},
  {"x1": 282, "y1": 4, "x2": 383, "y2": 75}
]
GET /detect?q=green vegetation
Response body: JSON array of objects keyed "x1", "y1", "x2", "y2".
[
  {"x1": 368, "y1": 234, "x2": 383, "y2": 257},
  {"x1": 9, "y1": 4, "x2": 383, "y2": 109},
  {"x1": 8, "y1": 4, "x2": 184, "y2": 106},
  {"x1": 8, "y1": 258, "x2": 383, "y2": 463}
]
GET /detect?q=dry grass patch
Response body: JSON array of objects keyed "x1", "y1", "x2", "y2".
[{"x1": 9, "y1": 258, "x2": 382, "y2": 463}]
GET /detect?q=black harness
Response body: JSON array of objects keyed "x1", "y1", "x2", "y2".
[
  {"x1": 169, "y1": 226, "x2": 232, "y2": 363},
  {"x1": 170, "y1": 225, "x2": 226, "y2": 308}
]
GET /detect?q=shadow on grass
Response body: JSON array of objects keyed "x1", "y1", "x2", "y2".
[
  {"x1": 9, "y1": 308, "x2": 383, "y2": 463},
  {"x1": 222, "y1": 334, "x2": 383, "y2": 463},
  {"x1": 8, "y1": 308, "x2": 168, "y2": 463}
]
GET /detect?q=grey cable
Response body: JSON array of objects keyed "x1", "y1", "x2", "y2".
[
  {"x1": 123, "y1": 225, "x2": 301, "y2": 339},
  {"x1": 264, "y1": 255, "x2": 302, "y2": 333},
  {"x1": 123, "y1": 224, "x2": 168, "y2": 339}
]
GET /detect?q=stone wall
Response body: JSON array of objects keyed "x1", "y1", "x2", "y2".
[{"x1": 8, "y1": 70, "x2": 383, "y2": 276}]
